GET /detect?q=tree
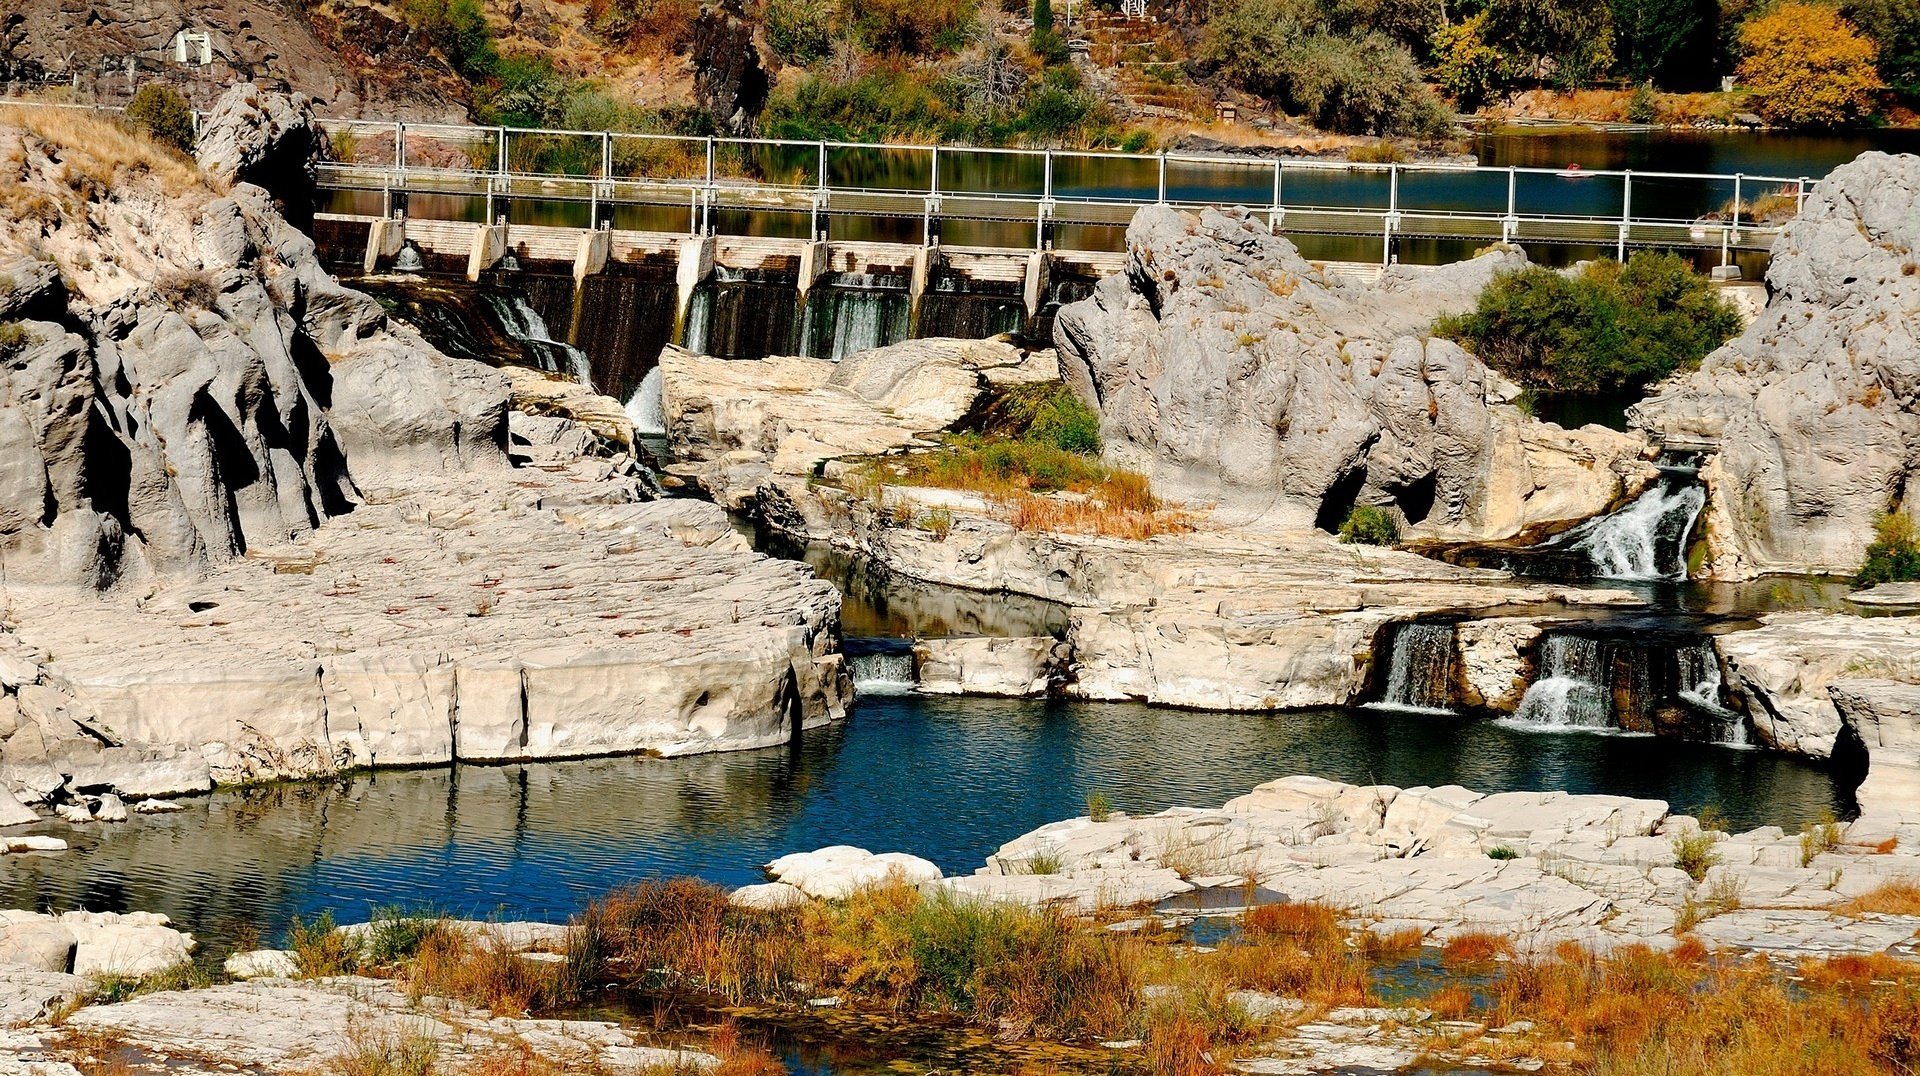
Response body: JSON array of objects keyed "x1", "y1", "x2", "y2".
[
  {"x1": 1033, "y1": 0, "x2": 1053, "y2": 34},
  {"x1": 1482, "y1": 0, "x2": 1616, "y2": 87},
  {"x1": 1203, "y1": 0, "x2": 1450, "y2": 134},
  {"x1": 1736, "y1": 2, "x2": 1883, "y2": 127},
  {"x1": 1432, "y1": 12, "x2": 1510, "y2": 107},
  {"x1": 124, "y1": 84, "x2": 196, "y2": 153},
  {"x1": 1433, "y1": 252, "x2": 1742, "y2": 396},
  {"x1": 765, "y1": 0, "x2": 838, "y2": 64},
  {"x1": 1608, "y1": 0, "x2": 1719, "y2": 86},
  {"x1": 1842, "y1": 0, "x2": 1920, "y2": 99}
]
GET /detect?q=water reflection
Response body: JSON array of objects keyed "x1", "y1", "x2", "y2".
[{"x1": 0, "y1": 696, "x2": 1839, "y2": 952}]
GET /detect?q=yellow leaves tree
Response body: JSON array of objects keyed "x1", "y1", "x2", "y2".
[{"x1": 1737, "y1": 2, "x2": 1884, "y2": 127}]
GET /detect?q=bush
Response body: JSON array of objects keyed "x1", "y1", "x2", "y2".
[
  {"x1": 123, "y1": 85, "x2": 196, "y2": 154},
  {"x1": 1856, "y1": 513, "x2": 1920, "y2": 587},
  {"x1": 1433, "y1": 252, "x2": 1741, "y2": 396},
  {"x1": 401, "y1": 0, "x2": 499, "y2": 80},
  {"x1": 1626, "y1": 82, "x2": 1661, "y2": 123},
  {"x1": 765, "y1": 0, "x2": 838, "y2": 63},
  {"x1": 1204, "y1": 2, "x2": 1450, "y2": 136},
  {"x1": 1431, "y1": 12, "x2": 1510, "y2": 108},
  {"x1": 1737, "y1": 2, "x2": 1884, "y2": 128},
  {"x1": 585, "y1": 0, "x2": 701, "y2": 53},
  {"x1": 1339, "y1": 505, "x2": 1400, "y2": 545},
  {"x1": 0, "y1": 321, "x2": 29, "y2": 360},
  {"x1": 288, "y1": 910, "x2": 359, "y2": 976}
]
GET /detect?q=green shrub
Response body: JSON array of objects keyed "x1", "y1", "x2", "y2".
[
  {"x1": 1202, "y1": 0, "x2": 1450, "y2": 136},
  {"x1": 1626, "y1": 82, "x2": 1661, "y2": 123},
  {"x1": 766, "y1": 0, "x2": 837, "y2": 63},
  {"x1": 361, "y1": 907, "x2": 455, "y2": 966},
  {"x1": 1338, "y1": 506, "x2": 1400, "y2": 545},
  {"x1": 402, "y1": 0, "x2": 499, "y2": 80},
  {"x1": 1856, "y1": 513, "x2": 1920, "y2": 587},
  {"x1": 1672, "y1": 825, "x2": 1722, "y2": 881},
  {"x1": 1434, "y1": 252, "x2": 1741, "y2": 396},
  {"x1": 1486, "y1": 845, "x2": 1520, "y2": 860},
  {"x1": 0, "y1": 321, "x2": 29, "y2": 359},
  {"x1": 124, "y1": 85, "x2": 196, "y2": 154},
  {"x1": 1120, "y1": 129, "x2": 1153, "y2": 153},
  {"x1": 1086, "y1": 790, "x2": 1112, "y2": 822},
  {"x1": 288, "y1": 910, "x2": 360, "y2": 977},
  {"x1": 978, "y1": 382, "x2": 1101, "y2": 454}
]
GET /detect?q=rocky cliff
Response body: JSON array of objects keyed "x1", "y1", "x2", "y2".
[
  {"x1": 1053, "y1": 207, "x2": 1652, "y2": 542},
  {"x1": 0, "y1": 90, "x2": 847, "y2": 808},
  {"x1": 1631, "y1": 152, "x2": 1920, "y2": 579},
  {"x1": 0, "y1": 90, "x2": 498, "y2": 590}
]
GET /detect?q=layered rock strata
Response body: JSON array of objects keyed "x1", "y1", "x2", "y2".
[{"x1": 0, "y1": 93, "x2": 848, "y2": 806}]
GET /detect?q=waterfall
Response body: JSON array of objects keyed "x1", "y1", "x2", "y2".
[
  {"x1": 1510, "y1": 635, "x2": 1612, "y2": 729},
  {"x1": 681, "y1": 288, "x2": 713, "y2": 356},
  {"x1": 487, "y1": 294, "x2": 593, "y2": 386},
  {"x1": 626, "y1": 367, "x2": 665, "y2": 437},
  {"x1": 849, "y1": 651, "x2": 916, "y2": 696},
  {"x1": 1677, "y1": 642, "x2": 1749, "y2": 746},
  {"x1": 391, "y1": 241, "x2": 425, "y2": 273},
  {"x1": 1559, "y1": 461, "x2": 1706, "y2": 581},
  {"x1": 1370, "y1": 622, "x2": 1457, "y2": 714},
  {"x1": 802, "y1": 275, "x2": 911, "y2": 361}
]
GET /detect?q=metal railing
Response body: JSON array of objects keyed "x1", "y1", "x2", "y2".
[
  {"x1": 315, "y1": 118, "x2": 1809, "y2": 265},
  {"x1": 0, "y1": 100, "x2": 1810, "y2": 264}
]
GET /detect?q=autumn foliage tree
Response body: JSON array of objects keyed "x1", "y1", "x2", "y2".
[{"x1": 1737, "y1": 2, "x2": 1884, "y2": 127}]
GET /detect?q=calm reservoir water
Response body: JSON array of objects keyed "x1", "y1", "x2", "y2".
[{"x1": 0, "y1": 694, "x2": 1841, "y2": 949}]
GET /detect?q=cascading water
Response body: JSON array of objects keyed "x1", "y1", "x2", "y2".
[
  {"x1": 391, "y1": 241, "x2": 425, "y2": 273},
  {"x1": 848, "y1": 650, "x2": 916, "y2": 696},
  {"x1": 1558, "y1": 457, "x2": 1706, "y2": 581},
  {"x1": 681, "y1": 288, "x2": 712, "y2": 356},
  {"x1": 1369, "y1": 622, "x2": 1458, "y2": 714},
  {"x1": 1510, "y1": 635, "x2": 1612, "y2": 729},
  {"x1": 487, "y1": 295, "x2": 593, "y2": 386},
  {"x1": 1676, "y1": 642, "x2": 1749, "y2": 746},
  {"x1": 802, "y1": 275, "x2": 912, "y2": 361},
  {"x1": 626, "y1": 367, "x2": 665, "y2": 437}
]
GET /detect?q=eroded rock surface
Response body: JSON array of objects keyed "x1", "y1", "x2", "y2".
[
  {"x1": 1631, "y1": 152, "x2": 1920, "y2": 579},
  {"x1": 946, "y1": 775, "x2": 1920, "y2": 956},
  {"x1": 1052, "y1": 206, "x2": 1653, "y2": 540}
]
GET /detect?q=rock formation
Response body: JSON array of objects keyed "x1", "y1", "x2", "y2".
[
  {"x1": 688, "y1": 0, "x2": 769, "y2": 134},
  {"x1": 1631, "y1": 152, "x2": 1920, "y2": 579},
  {"x1": 0, "y1": 93, "x2": 849, "y2": 806},
  {"x1": 1052, "y1": 206, "x2": 1653, "y2": 541}
]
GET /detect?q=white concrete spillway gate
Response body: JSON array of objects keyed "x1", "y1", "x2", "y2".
[{"x1": 312, "y1": 117, "x2": 1808, "y2": 270}]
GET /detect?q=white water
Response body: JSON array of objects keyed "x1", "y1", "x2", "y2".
[
  {"x1": 850, "y1": 652, "x2": 916, "y2": 696},
  {"x1": 1370, "y1": 622, "x2": 1457, "y2": 714},
  {"x1": 625, "y1": 368, "x2": 665, "y2": 437},
  {"x1": 1567, "y1": 478, "x2": 1707, "y2": 581},
  {"x1": 488, "y1": 295, "x2": 593, "y2": 386},
  {"x1": 681, "y1": 289, "x2": 712, "y2": 356},
  {"x1": 1677, "y1": 643, "x2": 1749, "y2": 746},
  {"x1": 802, "y1": 276, "x2": 910, "y2": 361},
  {"x1": 1510, "y1": 635, "x2": 1612, "y2": 729},
  {"x1": 391, "y1": 242, "x2": 425, "y2": 273}
]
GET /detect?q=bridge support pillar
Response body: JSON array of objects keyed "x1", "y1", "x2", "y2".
[
  {"x1": 1022, "y1": 251, "x2": 1051, "y2": 325},
  {"x1": 797, "y1": 240, "x2": 832, "y2": 300},
  {"x1": 573, "y1": 229, "x2": 610, "y2": 283},
  {"x1": 363, "y1": 217, "x2": 406, "y2": 275},
  {"x1": 674, "y1": 235, "x2": 716, "y2": 344},
  {"x1": 466, "y1": 221, "x2": 510, "y2": 282},
  {"x1": 909, "y1": 243, "x2": 943, "y2": 339}
]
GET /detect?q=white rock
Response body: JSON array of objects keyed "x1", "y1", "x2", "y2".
[
  {"x1": 765, "y1": 846, "x2": 942, "y2": 900},
  {"x1": 223, "y1": 949, "x2": 300, "y2": 980},
  {"x1": 729, "y1": 882, "x2": 810, "y2": 912},
  {"x1": 92, "y1": 794, "x2": 127, "y2": 823}
]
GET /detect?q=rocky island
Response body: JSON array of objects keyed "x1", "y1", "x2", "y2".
[{"x1": 3, "y1": 72, "x2": 1920, "y2": 1076}]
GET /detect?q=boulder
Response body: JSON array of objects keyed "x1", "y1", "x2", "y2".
[
  {"x1": 1831, "y1": 679, "x2": 1920, "y2": 811},
  {"x1": 729, "y1": 882, "x2": 810, "y2": 912},
  {"x1": 765, "y1": 846, "x2": 943, "y2": 900},
  {"x1": 914, "y1": 637, "x2": 1063, "y2": 698},
  {"x1": 1716, "y1": 613, "x2": 1920, "y2": 757},
  {"x1": 1052, "y1": 205, "x2": 1650, "y2": 539},
  {"x1": 0, "y1": 921, "x2": 75, "y2": 973},
  {"x1": 1631, "y1": 152, "x2": 1920, "y2": 579},
  {"x1": 223, "y1": 949, "x2": 301, "y2": 980},
  {"x1": 0, "y1": 795, "x2": 37, "y2": 829},
  {"x1": 193, "y1": 83, "x2": 327, "y2": 224},
  {"x1": 0, "y1": 911, "x2": 191, "y2": 977}
]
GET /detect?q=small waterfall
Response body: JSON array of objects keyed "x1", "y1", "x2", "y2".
[
  {"x1": 1511, "y1": 635, "x2": 1611, "y2": 729},
  {"x1": 1677, "y1": 642, "x2": 1749, "y2": 746},
  {"x1": 626, "y1": 367, "x2": 665, "y2": 437},
  {"x1": 1560, "y1": 459, "x2": 1706, "y2": 581},
  {"x1": 849, "y1": 651, "x2": 916, "y2": 696},
  {"x1": 681, "y1": 288, "x2": 713, "y2": 356},
  {"x1": 487, "y1": 294, "x2": 593, "y2": 386},
  {"x1": 391, "y1": 241, "x2": 425, "y2": 273},
  {"x1": 1370, "y1": 622, "x2": 1457, "y2": 714},
  {"x1": 803, "y1": 275, "x2": 911, "y2": 361}
]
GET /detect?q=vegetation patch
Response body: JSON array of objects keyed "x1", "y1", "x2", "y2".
[
  {"x1": 853, "y1": 383, "x2": 1190, "y2": 541},
  {"x1": 1338, "y1": 505, "x2": 1400, "y2": 546},
  {"x1": 1857, "y1": 513, "x2": 1920, "y2": 587},
  {"x1": 1434, "y1": 252, "x2": 1742, "y2": 397},
  {"x1": 123, "y1": 85, "x2": 197, "y2": 154}
]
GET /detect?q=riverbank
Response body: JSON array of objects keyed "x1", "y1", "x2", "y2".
[{"x1": 7, "y1": 770, "x2": 1920, "y2": 1074}]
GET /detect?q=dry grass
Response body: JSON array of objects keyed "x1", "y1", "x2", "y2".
[
  {"x1": 1440, "y1": 930, "x2": 1513, "y2": 966},
  {"x1": 403, "y1": 927, "x2": 563, "y2": 1017},
  {"x1": 1843, "y1": 880, "x2": 1920, "y2": 917},
  {"x1": 0, "y1": 104, "x2": 203, "y2": 196}
]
